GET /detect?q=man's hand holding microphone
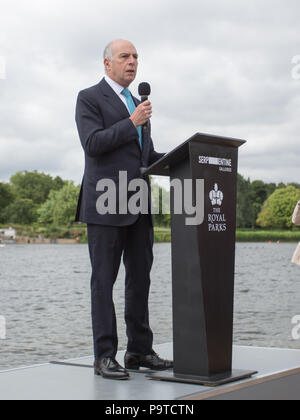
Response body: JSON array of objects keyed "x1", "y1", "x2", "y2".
[
  {"x1": 130, "y1": 82, "x2": 152, "y2": 127},
  {"x1": 130, "y1": 100, "x2": 152, "y2": 127}
]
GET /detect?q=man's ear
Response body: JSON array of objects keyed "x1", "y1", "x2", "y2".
[{"x1": 104, "y1": 58, "x2": 111, "y2": 73}]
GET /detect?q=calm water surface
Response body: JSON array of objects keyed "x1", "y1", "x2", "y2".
[{"x1": 0, "y1": 242, "x2": 300, "y2": 370}]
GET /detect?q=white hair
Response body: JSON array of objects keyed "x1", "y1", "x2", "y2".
[{"x1": 103, "y1": 41, "x2": 114, "y2": 61}]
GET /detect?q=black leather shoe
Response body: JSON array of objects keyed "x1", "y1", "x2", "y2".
[
  {"x1": 94, "y1": 358, "x2": 130, "y2": 380},
  {"x1": 124, "y1": 350, "x2": 173, "y2": 371}
]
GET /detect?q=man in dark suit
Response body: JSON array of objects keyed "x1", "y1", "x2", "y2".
[{"x1": 75, "y1": 39, "x2": 173, "y2": 379}]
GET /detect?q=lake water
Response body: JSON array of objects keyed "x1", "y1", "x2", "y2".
[{"x1": 0, "y1": 242, "x2": 300, "y2": 370}]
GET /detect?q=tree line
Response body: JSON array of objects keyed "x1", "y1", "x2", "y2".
[
  {"x1": 237, "y1": 175, "x2": 300, "y2": 229},
  {"x1": 0, "y1": 171, "x2": 79, "y2": 226},
  {"x1": 0, "y1": 171, "x2": 299, "y2": 229}
]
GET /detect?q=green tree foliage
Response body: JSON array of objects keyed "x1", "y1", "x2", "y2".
[
  {"x1": 249, "y1": 180, "x2": 276, "y2": 228},
  {"x1": 236, "y1": 175, "x2": 253, "y2": 228},
  {"x1": 10, "y1": 171, "x2": 64, "y2": 205},
  {"x1": 38, "y1": 182, "x2": 80, "y2": 226},
  {"x1": 0, "y1": 182, "x2": 15, "y2": 223},
  {"x1": 0, "y1": 171, "x2": 66, "y2": 225},
  {"x1": 236, "y1": 175, "x2": 277, "y2": 229},
  {"x1": 2, "y1": 198, "x2": 37, "y2": 224},
  {"x1": 257, "y1": 185, "x2": 300, "y2": 229}
]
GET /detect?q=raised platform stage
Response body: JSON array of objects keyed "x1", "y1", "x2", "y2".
[{"x1": 1, "y1": 343, "x2": 300, "y2": 400}]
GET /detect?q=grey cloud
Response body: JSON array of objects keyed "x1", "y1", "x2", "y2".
[{"x1": 0, "y1": 0, "x2": 300, "y2": 184}]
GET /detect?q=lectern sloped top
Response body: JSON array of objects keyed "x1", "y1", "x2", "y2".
[{"x1": 144, "y1": 132, "x2": 246, "y2": 177}]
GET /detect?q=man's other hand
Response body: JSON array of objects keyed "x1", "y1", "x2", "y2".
[{"x1": 130, "y1": 100, "x2": 152, "y2": 127}]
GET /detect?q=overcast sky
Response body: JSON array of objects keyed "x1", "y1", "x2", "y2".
[{"x1": 0, "y1": 0, "x2": 299, "y2": 186}]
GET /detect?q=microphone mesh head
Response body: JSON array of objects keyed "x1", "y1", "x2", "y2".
[{"x1": 138, "y1": 82, "x2": 151, "y2": 96}]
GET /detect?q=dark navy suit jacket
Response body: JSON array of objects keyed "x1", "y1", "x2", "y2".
[{"x1": 75, "y1": 78, "x2": 164, "y2": 226}]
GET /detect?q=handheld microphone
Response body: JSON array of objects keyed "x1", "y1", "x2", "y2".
[
  {"x1": 138, "y1": 82, "x2": 151, "y2": 102},
  {"x1": 138, "y1": 82, "x2": 151, "y2": 131}
]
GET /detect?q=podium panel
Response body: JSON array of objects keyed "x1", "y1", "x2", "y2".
[
  {"x1": 145, "y1": 133, "x2": 257, "y2": 385},
  {"x1": 171, "y1": 140, "x2": 238, "y2": 378}
]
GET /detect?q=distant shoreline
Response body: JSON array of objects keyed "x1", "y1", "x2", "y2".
[
  {"x1": 1, "y1": 227, "x2": 300, "y2": 245},
  {"x1": 154, "y1": 228, "x2": 300, "y2": 243}
]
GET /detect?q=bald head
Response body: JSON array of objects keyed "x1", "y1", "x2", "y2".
[
  {"x1": 103, "y1": 40, "x2": 139, "y2": 88},
  {"x1": 104, "y1": 39, "x2": 136, "y2": 60}
]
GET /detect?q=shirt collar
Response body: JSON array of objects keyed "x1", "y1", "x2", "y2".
[{"x1": 104, "y1": 75, "x2": 127, "y2": 96}]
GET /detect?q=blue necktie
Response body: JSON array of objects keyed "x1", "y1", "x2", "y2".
[{"x1": 121, "y1": 88, "x2": 142, "y2": 149}]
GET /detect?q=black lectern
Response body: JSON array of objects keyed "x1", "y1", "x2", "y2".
[{"x1": 145, "y1": 133, "x2": 257, "y2": 386}]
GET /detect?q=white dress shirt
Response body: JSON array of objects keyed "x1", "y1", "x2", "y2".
[{"x1": 104, "y1": 75, "x2": 131, "y2": 113}]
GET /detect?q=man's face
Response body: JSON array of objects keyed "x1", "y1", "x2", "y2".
[{"x1": 104, "y1": 41, "x2": 138, "y2": 88}]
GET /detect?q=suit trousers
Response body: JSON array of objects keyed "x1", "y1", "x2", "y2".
[{"x1": 87, "y1": 215, "x2": 154, "y2": 361}]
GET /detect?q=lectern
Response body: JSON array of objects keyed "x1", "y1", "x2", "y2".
[{"x1": 145, "y1": 133, "x2": 257, "y2": 386}]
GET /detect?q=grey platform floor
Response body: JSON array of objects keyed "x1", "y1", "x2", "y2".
[{"x1": 1, "y1": 343, "x2": 300, "y2": 400}]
